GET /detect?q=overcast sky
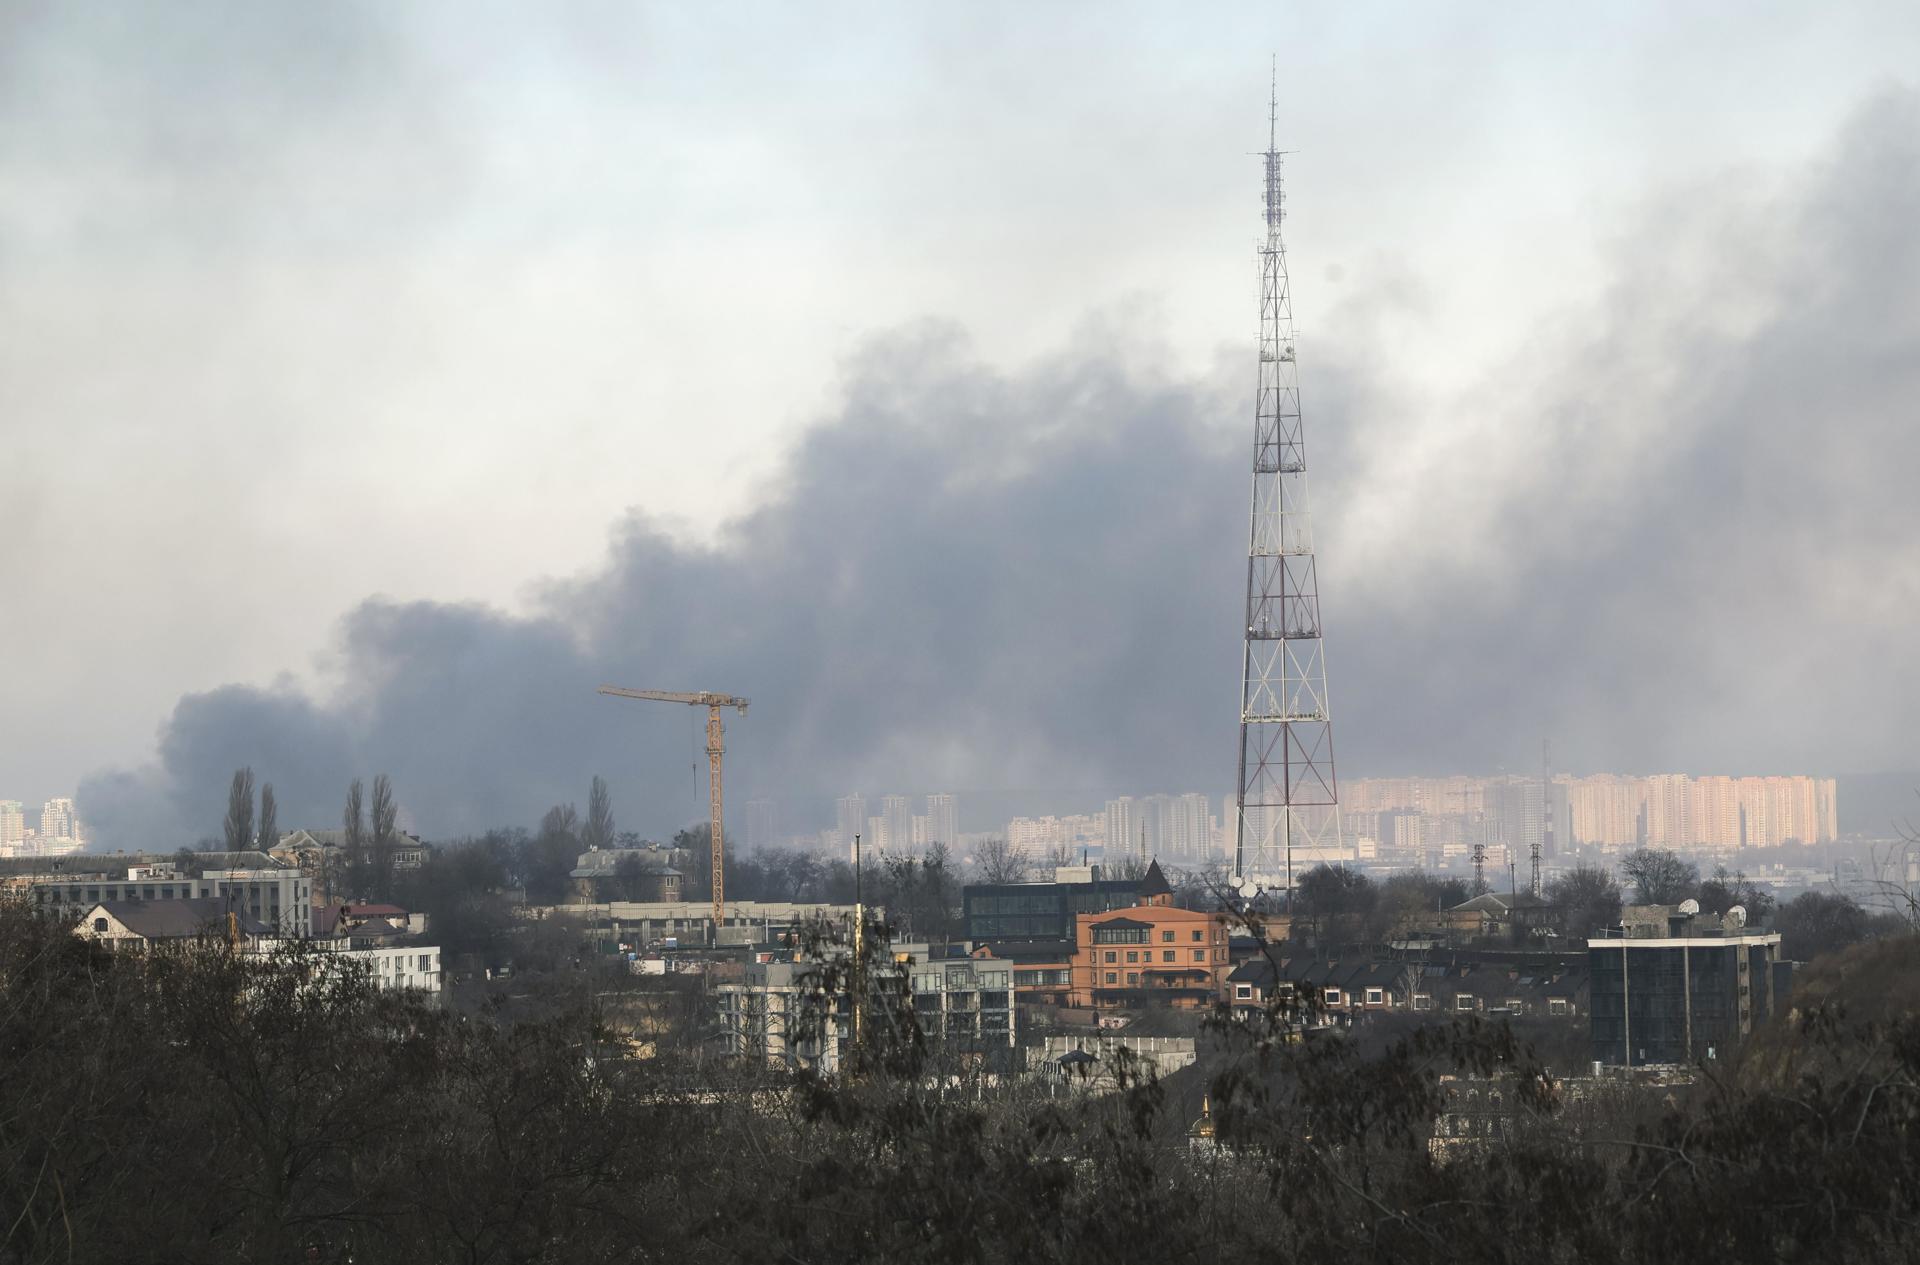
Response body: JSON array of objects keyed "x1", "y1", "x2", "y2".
[{"x1": 5, "y1": 3, "x2": 1920, "y2": 843}]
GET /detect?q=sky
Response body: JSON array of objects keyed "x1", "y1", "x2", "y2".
[{"x1": 4, "y1": 2, "x2": 1920, "y2": 845}]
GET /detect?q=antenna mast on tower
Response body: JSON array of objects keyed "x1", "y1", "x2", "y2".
[{"x1": 1234, "y1": 67, "x2": 1340, "y2": 894}]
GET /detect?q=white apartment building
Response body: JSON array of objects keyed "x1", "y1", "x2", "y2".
[{"x1": 38, "y1": 797, "x2": 77, "y2": 842}]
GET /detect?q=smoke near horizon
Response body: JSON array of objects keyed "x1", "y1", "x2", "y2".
[{"x1": 72, "y1": 88, "x2": 1920, "y2": 848}]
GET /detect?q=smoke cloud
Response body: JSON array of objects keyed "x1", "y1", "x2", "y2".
[{"x1": 79, "y1": 89, "x2": 1920, "y2": 846}]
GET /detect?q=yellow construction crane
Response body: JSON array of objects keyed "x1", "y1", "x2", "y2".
[{"x1": 597, "y1": 686, "x2": 749, "y2": 931}]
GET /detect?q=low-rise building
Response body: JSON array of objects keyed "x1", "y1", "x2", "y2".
[
  {"x1": 1226, "y1": 951, "x2": 1590, "y2": 1023},
  {"x1": 963, "y1": 865, "x2": 1143, "y2": 944},
  {"x1": 716, "y1": 943, "x2": 1015, "y2": 1073},
  {"x1": 567, "y1": 847, "x2": 683, "y2": 904},
  {"x1": 1069, "y1": 865, "x2": 1230, "y2": 1009},
  {"x1": 554, "y1": 900, "x2": 868, "y2": 949},
  {"x1": 1589, "y1": 905, "x2": 1787, "y2": 1066},
  {"x1": 74, "y1": 899, "x2": 273, "y2": 952},
  {"x1": 33, "y1": 854, "x2": 311, "y2": 937},
  {"x1": 305, "y1": 940, "x2": 444, "y2": 994}
]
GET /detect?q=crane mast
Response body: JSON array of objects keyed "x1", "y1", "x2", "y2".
[{"x1": 597, "y1": 685, "x2": 750, "y2": 932}]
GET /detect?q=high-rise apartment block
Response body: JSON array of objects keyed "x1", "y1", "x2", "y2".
[
  {"x1": 1350, "y1": 773, "x2": 1837, "y2": 852},
  {"x1": 39, "y1": 798, "x2": 78, "y2": 841},
  {"x1": 834, "y1": 794, "x2": 867, "y2": 849},
  {"x1": 1105, "y1": 797, "x2": 1140, "y2": 863},
  {"x1": 0, "y1": 801, "x2": 24, "y2": 851},
  {"x1": 925, "y1": 793, "x2": 959, "y2": 848},
  {"x1": 880, "y1": 795, "x2": 913, "y2": 853},
  {"x1": 1005, "y1": 814, "x2": 1105, "y2": 861}
]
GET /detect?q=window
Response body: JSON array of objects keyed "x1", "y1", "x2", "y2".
[
  {"x1": 1236, "y1": 984, "x2": 1253, "y2": 1000},
  {"x1": 1505, "y1": 998, "x2": 1525, "y2": 1012},
  {"x1": 1455, "y1": 994, "x2": 1475, "y2": 1012},
  {"x1": 1162, "y1": 930, "x2": 1175, "y2": 943},
  {"x1": 1413, "y1": 993, "x2": 1433, "y2": 1011},
  {"x1": 1193, "y1": 950, "x2": 1207, "y2": 962},
  {"x1": 93, "y1": 918, "x2": 108, "y2": 933},
  {"x1": 1127, "y1": 972, "x2": 1139, "y2": 986},
  {"x1": 1324, "y1": 989, "x2": 1343, "y2": 1006},
  {"x1": 1548, "y1": 998, "x2": 1570, "y2": 1016},
  {"x1": 1162, "y1": 950, "x2": 1176, "y2": 963},
  {"x1": 1105, "y1": 972, "x2": 1117, "y2": 985},
  {"x1": 1104, "y1": 951, "x2": 1116, "y2": 964},
  {"x1": 1192, "y1": 929, "x2": 1204, "y2": 941},
  {"x1": 1365, "y1": 988, "x2": 1384, "y2": 1005},
  {"x1": 1093, "y1": 925, "x2": 1149, "y2": 945},
  {"x1": 1125, "y1": 950, "x2": 1137, "y2": 963}
]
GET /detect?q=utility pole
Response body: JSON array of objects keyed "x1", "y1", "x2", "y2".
[
  {"x1": 597, "y1": 686, "x2": 749, "y2": 930},
  {"x1": 852, "y1": 832, "x2": 864, "y2": 1058},
  {"x1": 1234, "y1": 63, "x2": 1340, "y2": 898}
]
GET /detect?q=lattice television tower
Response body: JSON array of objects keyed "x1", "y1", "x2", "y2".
[{"x1": 1233, "y1": 75, "x2": 1340, "y2": 893}]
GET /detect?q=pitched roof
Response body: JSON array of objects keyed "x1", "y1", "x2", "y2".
[
  {"x1": 86, "y1": 899, "x2": 271, "y2": 940},
  {"x1": 1138, "y1": 859, "x2": 1172, "y2": 898}
]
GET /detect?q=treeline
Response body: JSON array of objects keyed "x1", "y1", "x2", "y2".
[
  {"x1": 4, "y1": 900, "x2": 1920, "y2": 1263},
  {"x1": 1292, "y1": 849, "x2": 1915, "y2": 960}
]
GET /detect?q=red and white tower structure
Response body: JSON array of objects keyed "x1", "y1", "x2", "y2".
[{"x1": 1233, "y1": 82, "x2": 1340, "y2": 892}]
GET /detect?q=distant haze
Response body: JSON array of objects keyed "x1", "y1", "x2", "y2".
[{"x1": 3, "y1": 7, "x2": 1918, "y2": 845}]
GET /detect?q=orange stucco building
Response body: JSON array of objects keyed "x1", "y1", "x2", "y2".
[{"x1": 1068, "y1": 869, "x2": 1230, "y2": 1008}]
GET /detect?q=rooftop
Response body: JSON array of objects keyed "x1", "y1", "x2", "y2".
[{"x1": 83, "y1": 899, "x2": 273, "y2": 940}]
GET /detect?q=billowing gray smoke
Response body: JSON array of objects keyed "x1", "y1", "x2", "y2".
[{"x1": 80, "y1": 90, "x2": 1920, "y2": 846}]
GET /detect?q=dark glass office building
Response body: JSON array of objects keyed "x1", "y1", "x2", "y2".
[
  {"x1": 963, "y1": 877, "x2": 1142, "y2": 943},
  {"x1": 1589, "y1": 931, "x2": 1786, "y2": 1066}
]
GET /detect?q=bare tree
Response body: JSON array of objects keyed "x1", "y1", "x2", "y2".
[
  {"x1": 371, "y1": 774, "x2": 398, "y2": 900},
  {"x1": 1547, "y1": 864, "x2": 1624, "y2": 937},
  {"x1": 1042, "y1": 841, "x2": 1078, "y2": 872},
  {"x1": 223, "y1": 767, "x2": 255, "y2": 853},
  {"x1": 583, "y1": 776, "x2": 615, "y2": 852},
  {"x1": 1698, "y1": 865, "x2": 1775, "y2": 920},
  {"x1": 256, "y1": 782, "x2": 278, "y2": 853},
  {"x1": 343, "y1": 779, "x2": 366, "y2": 901},
  {"x1": 974, "y1": 836, "x2": 1028, "y2": 885},
  {"x1": 1619, "y1": 847, "x2": 1698, "y2": 905}
]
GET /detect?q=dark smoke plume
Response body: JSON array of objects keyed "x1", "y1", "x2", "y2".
[{"x1": 80, "y1": 91, "x2": 1920, "y2": 846}]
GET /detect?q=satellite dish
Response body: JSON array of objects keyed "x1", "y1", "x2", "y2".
[
  {"x1": 1726, "y1": 904, "x2": 1747, "y2": 928},
  {"x1": 1678, "y1": 898, "x2": 1700, "y2": 916}
]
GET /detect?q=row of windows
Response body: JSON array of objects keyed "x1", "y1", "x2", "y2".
[
  {"x1": 1091, "y1": 924, "x2": 1223, "y2": 946},
  {"x1": 1103, "y1": 948, "x2": 1219, "y2": 965}
]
